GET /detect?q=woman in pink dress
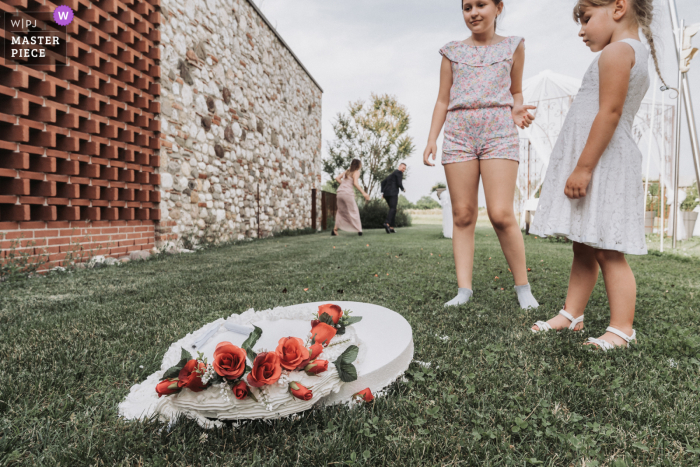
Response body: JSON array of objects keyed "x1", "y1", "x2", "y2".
[{"x1": 333, "y1": 159, "x2": 370, "y2": 236}]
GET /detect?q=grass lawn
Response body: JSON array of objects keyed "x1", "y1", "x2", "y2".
[{"x1": 1, "y1": 224, "x2": 699, "y2": 466}]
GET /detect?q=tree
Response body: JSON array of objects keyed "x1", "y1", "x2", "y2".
[
  {"x1": 324, "y1": 94, "x2": 415, "y2": 198},
  {"x1": 415, "y1": 196, "x2": 441, "y2": 210}
]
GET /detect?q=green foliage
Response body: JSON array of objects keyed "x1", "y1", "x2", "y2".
[
  {"x1": 400, "y1": 195, "x2": 440, "y2": 211},
  {"x1": 359, "y1": 199, "x2": 412, "y2": 229},
  {"x1": 398, "y1": 194, "x2": 413, "y2": 209},
  {"x1": 681, "y1": 183, "x2": 699, "y2": 212},
  {"x1": 321, "y1": 180, "x2": 337, "y2": 194},
  {"x1": 431, "y1": 182, "x2": 447, "y2": 192},
  {"x1": 414, "y1": 196, "x2": 441, "y2": 210},
  {"x1": 2, "y1": 225, "x2": 700, "y2": 465},
  {"x1": 0, "y1": 235, "x2": 48, "y2": 282},
  {"x1": 324, "y1": 93, "x2": 415, "y2": 198}
]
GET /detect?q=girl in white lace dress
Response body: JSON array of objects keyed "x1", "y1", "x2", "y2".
[{"x1": 530, "y1": 0, "x2": 670, "y2": 350}]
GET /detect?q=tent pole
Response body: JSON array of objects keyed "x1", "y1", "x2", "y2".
[
  {"x1": 644, "y1": 76, "x2": 658, "y2": 215},
  {"x1": 667, "y1": 0, "x2": 700, "y2": 241},
  {"x1": 672, "y1": 20, "x2": 684, "y2": 248},
  {"x1": 661, "y1": 91, "x2": 667, "y2": 252}
]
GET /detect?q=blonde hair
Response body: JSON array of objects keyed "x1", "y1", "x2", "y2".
[{"x1": 573, "y1": 0, "x2": 669, "y2": 90}]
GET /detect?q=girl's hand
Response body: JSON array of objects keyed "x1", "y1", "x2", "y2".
[
  {"x1": 565, "y1": 166, "x2": 593, "y2": 199},
  {"x1": 423, "y1": 141, "x2": 438, "y2": 167},
  {"x1": 512, "y1": 105, "x2": 536, "y2": 129},
  {"x1": 363, "y1": 193, "x2": 370, "y2": 202}
]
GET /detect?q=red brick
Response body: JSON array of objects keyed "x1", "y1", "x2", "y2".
[
  {"x1": 49, "y1": 253, "x2": 68, "y2": 262},
  {"x1": 57, "y1": 184, "x2": 80, "y2": 198},
  {"x1": 46, "y1": 221, "x2": 70, "y2": 229},
  {"x1": 110, "y1": 246, "x2": 128, "y2": 256},
  {"x1": 48, "y1": 237, "x2": 71, "y2": 246},
  {"x1": 32, "y1": 229, "x2": 59, "y2": 238},
  {"x1": 30, "y1": 181, "x2": 56, "y2": 197},
  {"x1": 0, "y1": 153, "x2": 29, "y2": 170},
  {"x1": 58, "y1": 206, "x2": 80, "y2": 221},
  {"x1": 0, "y1": 204, "x2": 30, "y2": 221},
  {"x1": 30, "y1": 157, "x2": 57, "y2": 173},
  {"x1": 30, "y1": 205, "x2": 57, "y2": 221},
  {"x1": 57, "y1": 159, "x2": 80, "y2": 176},
  {"x1": 0, "y1": 179, "x2": 30, "y2": 196}
]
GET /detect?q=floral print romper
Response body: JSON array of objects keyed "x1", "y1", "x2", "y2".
[{"x1": 440, "y1": 36, "x2": 523, "y2": 165}]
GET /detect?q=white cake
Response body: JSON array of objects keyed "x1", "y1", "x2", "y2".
[{"x1": 119, "y1": 302, "x2": 414, "y2": 428}]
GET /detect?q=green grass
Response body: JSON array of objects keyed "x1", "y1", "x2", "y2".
[{"x1": 1, "y1": 225, "x2": 699, "y2": 466}]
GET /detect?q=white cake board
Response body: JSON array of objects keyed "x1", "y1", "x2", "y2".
[{"x1": 118, "y1": 302, "x2": 413, "y2": 426}]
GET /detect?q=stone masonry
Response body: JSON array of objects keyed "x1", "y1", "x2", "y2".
[{"x1": 157, "y1": 0, "x2": 323, "y2": 243}]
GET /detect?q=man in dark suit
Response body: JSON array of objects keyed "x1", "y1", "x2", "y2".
[{"x1": 380, "y1": 163, "x2": 406, "y2": 234}]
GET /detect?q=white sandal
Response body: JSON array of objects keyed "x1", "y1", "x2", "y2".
[
  {"x1": 532, "y1": 309, "x2": 584, "y2": 333},
  {"x1": 586, "y1": 327, "x2": 636, "y2": 351}
]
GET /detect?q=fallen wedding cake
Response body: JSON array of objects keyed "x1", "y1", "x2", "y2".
[{"x1": 119, "y1": 301, "x2": 414, "y2": 428}]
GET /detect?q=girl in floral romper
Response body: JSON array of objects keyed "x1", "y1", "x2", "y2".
[{"x1": 423, "y1": 0, "x2": 538, "y2": 309}]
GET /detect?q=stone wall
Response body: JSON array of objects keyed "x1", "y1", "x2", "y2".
[{"x1": 157, "y1": 0, "x2": 323, "y2": 243}]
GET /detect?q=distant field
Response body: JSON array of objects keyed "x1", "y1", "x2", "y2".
[{"x1": 407, "y1": 208, "x2": 492, "y2": 227}]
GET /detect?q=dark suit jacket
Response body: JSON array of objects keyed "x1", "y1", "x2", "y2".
[{"x1": 381, "y1": 170, "x2": 405, "y2": 197}]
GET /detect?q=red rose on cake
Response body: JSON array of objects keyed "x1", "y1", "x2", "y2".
[
  {"x1": 232, "y1": 381, "x2": 250, "y2": 400},
  {"x1": 213, "y1": 342, "x2": 247, "y2": 380},
  {"x1": 289, "y1": 381, "x2": 313, "y2": 401},
  {"x1": 156, "y1": 379, "x2": 180, "y2": 397},
  {"x1": 276, "y1": 337, "x2": 309, "y2": 370},
  {"x1": 310, "y1": 322, "x2": 337, "y2": 346},
  {"x1": 318, "y1": 304, "x2": 343, "y2": 324},
  {"x1": 309, "y1": 343, "x2": 324, "y2": 360},
  {"x1": 304, "y1": 360, "x2": 329, "y2": 376},
  {"x1": 354, "y1": 388, "x2": 374, "y2": 402},
  {"x1": 177, "y1": 360, "x2": 207, "y2": 392},
  {"x1": 247, "y1": 352, "x2": 282, "y2": 387}
]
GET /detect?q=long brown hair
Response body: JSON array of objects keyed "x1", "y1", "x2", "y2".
[
  {"x1": 573, "y1": 0, "x2": 669, "y2": 90},
  {"x1": 346, "y1": 159, "x2": 362, "y2": 178}
]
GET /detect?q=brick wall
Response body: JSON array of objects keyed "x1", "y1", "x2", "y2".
[{"x1": 0, "y1": 0, "x2": 162, "y2": 269}]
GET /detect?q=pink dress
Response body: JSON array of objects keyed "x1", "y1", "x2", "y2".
[
  {"x1": 439, "y1": 36, "x2": 523, "y2": 165},
  {"x1": 335, "y1": 173, "x2": 363, "y2": 233}
]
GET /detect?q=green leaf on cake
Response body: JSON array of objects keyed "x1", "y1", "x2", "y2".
[
  {"x1": 241, "y1": 326, "x2": 262, "y2": 363},
  {"x1": 335, "y1": 362, "x2": 358, "y2": 382},
  {"x1": 336, "y1": 325, "x2": 346, "y2": 336},
  {"x1": 181, "y1": 348, "x2": 194, "y2": 362},
  {"x1": 339, "y1": 345, "x2": 359, "y2": 364},
  {"x1": 318, "y1": 312, "x2": 335, "y2": 326},
  {"x1": 344, "y1": 316, "x2": 362, "y2": 326},
  {"x1": 333, "y1": 345, "x2": 360, "y2": 382},
  {"x1": 162, "y1": 366, "x2": 181, "y2": 380},
  {"x1": 161, "y1": 348, "x2": 193, "y2": 380}
]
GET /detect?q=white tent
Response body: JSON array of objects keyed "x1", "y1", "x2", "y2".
[{"x1": 515, "y1": 69, "x2": 689, "y2": 237}]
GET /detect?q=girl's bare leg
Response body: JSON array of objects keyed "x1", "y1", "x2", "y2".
[
  {"x1": 444, "y1": 160, "x2": 481, "y2": 290},
  {"x1": 480, "y1": 160, "x2": 529, "y2": 285},
  {"x1": 532, "y1": 241, "x2": 599, "y2": 331},
  {"x1": 588, "y1": 249, "x2": 636, "y2": 346}
]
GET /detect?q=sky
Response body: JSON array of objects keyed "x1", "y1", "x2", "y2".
[{"x1": 252, "y1": 0, "x2": 700, "y2": 203}]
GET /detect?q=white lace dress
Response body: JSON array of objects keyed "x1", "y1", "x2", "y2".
[{"x1": 531, "y1": 39, "x2": 650, "y2": 255}]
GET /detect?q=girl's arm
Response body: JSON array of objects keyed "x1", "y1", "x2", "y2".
[
  {"x1": 510, "y1": 41, "x2": 536, "y2": 129},
  {"x1": 353, "y1": 171, "x2": 370, "y2": 201},
  {"x1": 565, "y1": 42, "x2": 634, "y2": 199},
  {"x1": 423, "y1": 56, "x2": 453, "y2": 167},
  {"x1": 335, "y1": 172, "x2": 345, "y2": 184}
]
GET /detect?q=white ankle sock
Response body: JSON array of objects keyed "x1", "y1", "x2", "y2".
[
  {"x1": 515, "y1": 284, "x2": 539, "y2": 309},
  {"x1": 444, "y1": 288, "x2": 473, "y2": 307}
]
